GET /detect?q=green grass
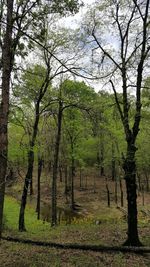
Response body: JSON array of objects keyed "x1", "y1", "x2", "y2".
[
  {"x1": 3, "y1": 195, "x2": 149, "y2": 246},
  {"x1": 1, "y1": 196, "x2": 150, "y2": 267}
]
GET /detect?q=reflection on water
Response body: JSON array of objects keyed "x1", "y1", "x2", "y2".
[{"x1": 41, "y1": 203, "x2": 84, "y2": 224}]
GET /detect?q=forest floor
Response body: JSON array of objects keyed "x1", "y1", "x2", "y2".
[{"x1": 1, "y1": 171, "x2": 150, "y2": 266}]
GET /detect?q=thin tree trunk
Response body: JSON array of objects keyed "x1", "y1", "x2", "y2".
[
  {"x1": 137, "y1": 172, "x2": 142, "y2": 192},
  {"x1": 0, "y1": 0, "x2": 14, "y2": 239},
  {"x1": 115, "y1": 179, "x2": 118, "y2": 205},
  {"x1": 105, "y1": 178, "x2": 110, "y2": 207},
  {"x1": 64, "y1": 165, "x2": 69, "y2": 203},
  {"x1": 119, "y1": 179, "x2": 124, "y2": 207},
  {"x1": 79, "y1": 167, "x2": 82, "y2": 188},
  {"x1": 36, "y1": 156, "x2": 43, "y2": 220},
  {"x1": 71, "y1": 147, "x2": 75, "y2": 210},
  {"x1": 141, "y1": 185, "x2": 145, "y2": 206},
  {"x1": 100, "y1": 143, "x2": 104, "y2": 176},
  {"x1": 93, "y1": 174, "x2": 96, "y2": 193},
  {"x1": 19, "y1": 150, "x2": 34, "y2": 231},
  {"x1": 51, "y1": 100, "x2": 63, "y2": 226},
  {"x1": 144, "y1": 171, "x2": 149, "y2": 192},
  {"x1": 19, "y1": 103, "x2": 40, "y2": 231},
  {"x1": 112, "y1": 143, "x2": 115, "y2": 181},
  {"x1": 59, "y1": 164, "x2": 63, "y2": 182}
]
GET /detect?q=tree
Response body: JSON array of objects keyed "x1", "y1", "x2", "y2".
[
  {"x1": 16, "y1": 64, "x2": 52, "y2": 231},
  {"x1": 83, "y1": 0, "x2": 150, "y2": 246},
  {"x1": 0, "y1": 0, "x2": 14, "y2": 238},
  {"x1": 50, "y1": 79, "x2": 96, "y2": 226},
  {"x1": 0, "y1": 0, "x2": 53, "y2": 239},
  {"x1": 0, "y1": 0, "x2": 82, "y2": 235}
]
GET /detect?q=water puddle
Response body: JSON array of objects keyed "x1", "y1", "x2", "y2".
[{"x1": 41, "y1": 203, "x2": 84, "y2": 224}]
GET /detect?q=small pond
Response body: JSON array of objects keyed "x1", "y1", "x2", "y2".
[{"x1": 41, "y1": 203, "x2": 84, "y2": 224}]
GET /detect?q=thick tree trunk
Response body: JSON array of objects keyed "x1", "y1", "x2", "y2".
[
  {"x1": 0, "y1": 0, "x2": 14, "y2": 239},
  {"x1": 51, "y1": 100, "x2": 63, "y2": 226},
  {"x1": 123, "y1": 145, "x2": 142, "y2": 246}
]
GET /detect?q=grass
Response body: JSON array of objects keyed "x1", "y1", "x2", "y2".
[{"x1": 2, "y1": 171, "x2": 150, "y2": 267}]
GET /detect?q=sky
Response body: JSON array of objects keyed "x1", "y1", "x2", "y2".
[
  {"x1": 61, "y1": 0, "x2": 95, "y2": 29},
  {"x1": 59, "y1": 0, "x2": 104, "y2": 92}
]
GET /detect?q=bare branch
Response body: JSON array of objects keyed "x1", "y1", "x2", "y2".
[{"x1": 109, "y1": 79, "x2": 124, "y2": 123}]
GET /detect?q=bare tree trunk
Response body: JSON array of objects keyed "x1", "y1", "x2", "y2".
[
  {"x1": 119, "y1": 179, "x2": 124, "y2": 207},
  {"x1": 59, "y1": 164, "x2": 63, "y2": 182},
  {"x1": 144, "y1": 171, "x2": 149, "y2": 192},
  {"x1": 71, "y1": 147, "x2": 75, "y2": 210},
  {"x1": 19, "y1": 150, "x2": 34, "y2": 231},
  {"x1": 115, "y1": 179, "x2": 118, "y2": 205},
  {"x1": 79, "y1": 167, "x2": 82, "y2": 189},
  {"x1": 112, "y1": 143, "x2": 115, "y2": 181},
  {"x1": 36, "y1": 155, "x2": 43, "y2": 220},
  {"x1": 105, "y1": 178, "x2": 110, "y2": 207},
  {"x1": 19, "y1": 103, "x2": 40, "y2": 231},
  {"x1": 51, "y1": 100, "x2": 63, "y2": 226},
  {"x1": 141, "y1": 185, "x2": 145, "y2": 206},
  {"x1": 100, "y1": 143, "x2": 104, "y2": 176},
  {"x1": 137, "y1": 172, "x2": 141, "y2": 194},
  {"x1": 64, "y1": 165, "x2": 69, "y2": 203},
  {"x1": 0, "y1": 0, "x2": 14, "y2": 239}
]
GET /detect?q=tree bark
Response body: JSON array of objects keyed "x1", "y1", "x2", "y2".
[
  {"x1": 19, "y1": 150, "x2": 34, "y2": 231},
  {"x1": 123, "y1": 144, "x2": 142, "y2": 246},
  {"x1": 100, "y1": 143, "x2": 104, "y2": 176},
  {"x1": 112, "y1": 143, "x2": 116, "y2": 181},
  {"x1": 51, "y1": 100, "x2": 63, "y2": 226},
  {"x1": 19, "y1": 102, "x2": 40, "y2": 231},
  {"x1": 119, "y1": 179, "x2": 124, "y2": 207},
  {"x1": 0, "y1": 0, "x2": 14, "y2": 239},
  {"x1": 71, "y1": 151, "x2": 75, "y2": 210},
  {"x1": 36, "y1": 156, "x2": 43, "y2": 220}
]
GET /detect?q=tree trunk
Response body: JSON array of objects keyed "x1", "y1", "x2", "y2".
[
  {"x1": 19, "y1": 150, "x2": 34, "y2": 231},
  {"x1": 19, "y1": 102, "x2": 40, "y2": 231},
  {"x1": 59, "y1": 164, "x2": 63, "y2": 182},
  {"x1": 137, "y1": 172, "x2": 141, "y2": 193},
  {"x1": 64, "y1": 165, "x2": 69, "y2": 203},
  {"x1": 100, "y1": 143, "x2": 104, "y2": 176},
  {"x1": 141, "y1": 185, "x2": 145, "y2": 206},
  {"x1": 71, "y1": 155, "x2": 75, "y2": 210},
  {"x1": 115, "y1": 179, "x2": 118, "y2": 205},
  {"x1": 119, "y1": 179, "x2": 124, "y2": 207},
  {"x1": 105, "y1": 178, "x2": 110, "y2": 207},
  {"x1": 123, "y1": 144, "x2": 142, "y2": 246},
  {"x1": 36, "y1": 156, "x2": 43, "y2": 220},
  {"x1": 79, "y1": 167, "x2": 82, "y2": 189},
  {"x1": 51, "y1": 100, "x2": 63, "y2": 226},
  {"x1": 0, "y1": 0, "x2": 14, "y2": 239},
  {"x1": 144, "y1": 171, "x2": 149, "y2": 192},
  {"x1": 112, "y1": 143, "x2": 115, "y2": 181}
]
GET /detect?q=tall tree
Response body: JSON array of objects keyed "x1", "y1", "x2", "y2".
[
  {"x1": 83, "y1": 0, "x2": 150, "y2": 246},
  {"x1": 0, "y1": 0, "x2": 14, "y2": 239},
  {"x1": 0, "y1": 0, "x2": 82, "y2": 235},
  {"x1": 0, "y1": 0, "x2": 51, "y2": 239}
]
